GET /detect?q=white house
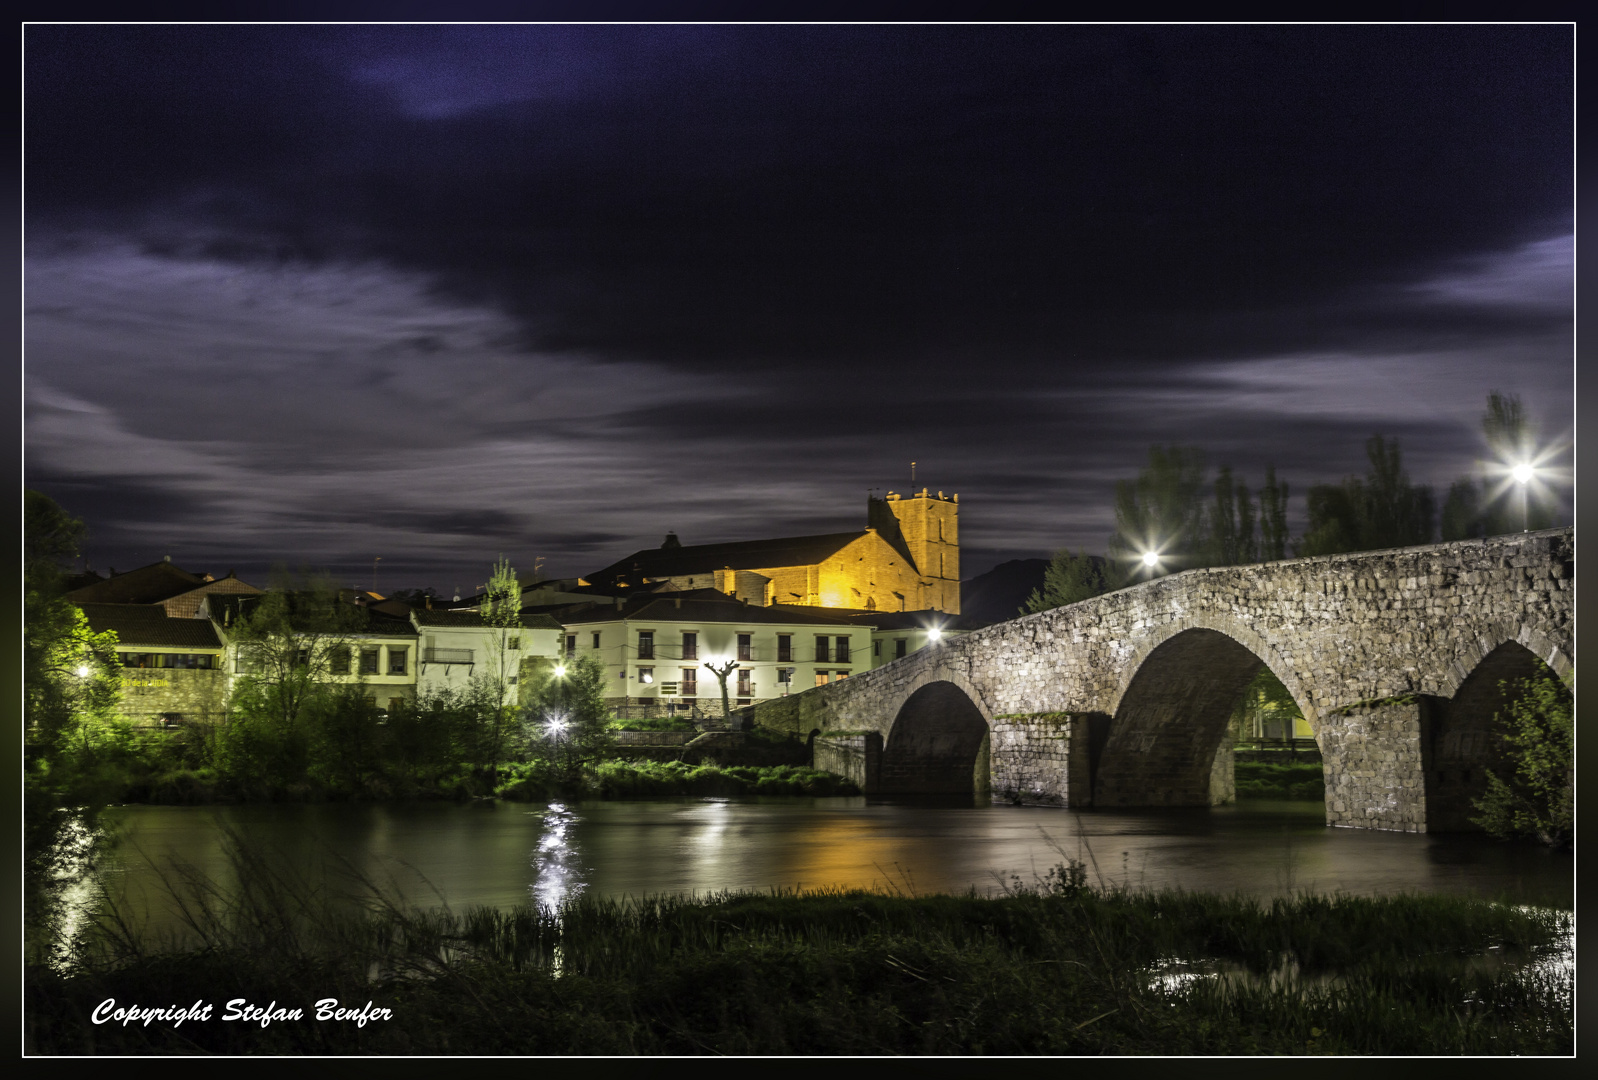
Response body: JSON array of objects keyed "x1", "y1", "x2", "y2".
[
  {"x1": 530, "y1": 589, "x2": 873, "y2": 717},
  {"x1": 411, "y1": 607, "x2": 564, "y2": 703}
]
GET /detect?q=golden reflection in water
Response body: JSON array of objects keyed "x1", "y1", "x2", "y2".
[
  {"x1": 768, "y1": 813, "x2": 934, "y2": 895},
  {"x1": 531, "y1": 803, "x2": 585, "y2": 911}
]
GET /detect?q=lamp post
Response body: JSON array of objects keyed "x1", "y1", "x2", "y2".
[{"x1": 1512, "y1": 463, "x2": 1534, "y2": 532}]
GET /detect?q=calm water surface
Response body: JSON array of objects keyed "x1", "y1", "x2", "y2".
[{"x1": 94, "y1": 797, "x2": 1572, "y2": 940}]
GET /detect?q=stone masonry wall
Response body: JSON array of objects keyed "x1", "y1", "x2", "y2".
[{"x1": 747, "y1": 529, "x2": 1571, "y2": 831}]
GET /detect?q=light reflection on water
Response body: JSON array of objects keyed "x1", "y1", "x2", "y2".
[
  {"x1": 530, "y1": 802, "x2": 584, "y2": 911},
  {"x1": 92, "y1": 797, "x2": 1573, "y2": 945}
]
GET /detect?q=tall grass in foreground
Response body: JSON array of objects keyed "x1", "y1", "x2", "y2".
[{"x1": 26, "y1": 834, "x2": 1571, "y2": 1055}]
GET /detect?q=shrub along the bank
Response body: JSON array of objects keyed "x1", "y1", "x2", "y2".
[{"x1": 1234, "y1": 760, "x2": 1325, "y2": 801}]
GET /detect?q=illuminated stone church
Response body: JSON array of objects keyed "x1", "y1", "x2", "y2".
[{"x1": 585, "y1": 490, "x2": 961, "y2": 614}]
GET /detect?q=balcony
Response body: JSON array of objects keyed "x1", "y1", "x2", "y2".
[{"x1": 424, "y1": 648, "x2": 474, "y2": 664}]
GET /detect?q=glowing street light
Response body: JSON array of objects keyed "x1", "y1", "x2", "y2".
[
  {"x1": 75, "y1": 664, "x2": 90, "y2": 678},
  {"x1": 927, "y1": 627, "x2": 943, "y2": 643},
  {"x1": 554, "y1": 664, "x2": 566, "y2": 678},
  {"x1": 1141, "y1": 551, "x2": 1160, "y2": 568},
  {"x1": 1511, "y1": 463, "x2": 1535, "y2": 485}
]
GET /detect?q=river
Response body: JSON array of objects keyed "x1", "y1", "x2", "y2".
[{"x1": 85, "y1": 797, "x2": 1571, "y2": 945}]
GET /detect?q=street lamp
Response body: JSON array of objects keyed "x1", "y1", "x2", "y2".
[
  {"x1": 1141, "y1": 551, "x2": 1160, "y2": 568},
  {"x1": 1512, "y1": 463, "x2": 1535, "y2": 532},
  {"x1": 927, "y1": 627, "x2": 943, "y2": 643}
]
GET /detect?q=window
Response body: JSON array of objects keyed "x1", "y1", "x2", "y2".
[
  {"x1": 360, "y1": 648, "x2": 380, "y2": 674},
  {"x1": 681, "y1": 668, "x2": 698, "y2": 696},
  {"x1": 815, "y1": 670, "x2": 829, "y2": 687},
  {"x1": 592, "y1": 632, "x2": 601, "y2": 649},
  {"x1": 777, "y1": 667, "x2": 793, "y2": 684},
  {"x1": 166, "y1": 653, "x2": 214, "y2": 669},
  {"x1": 835, "y1": 636, "x2": 850, "y2": 663},
  {"x1": 895, "y1": 638, "x2": 907, "y2": 659},
  {"x1": 158, "y1": 713, "x2": 184, "y2": 727},
  {"x1": 120, "y1": 652, "x2": 153, "y2": 668},
  {"x1": 873, "y1": 640, "x2": 881, "y2": 658},
  {"x1": 295, "y1": 648, "x2": 311, "y2": 669},
  {"x1": 777, "y1": 634, "x2": 792, "y2": 662},
  {"x1": 737, "y1": 633, "x2": 752, "y2": 661},
  {"x1": 815, "y1": 635, "x2": 830, "y2": 663},
  {"x1": 387, "y1": 647, "x2": 407, "y2": 675},
  {"x1": 835, "y1": 670, "x2": 849, "y2": 680},
  {"x1": 638, "y1": 631, "x2": 654, "y2": 659},
  {"x1": 509, "y1": 636, "x2": 521, "y2": 651},
  {"x1": 638, "y1": 667, "x2": 654, "y2": 684},
  {"x1": 682, "y1": 632, "x2": 697, "y2": 660},
  {"x1": 330, "y1": 646, "x2": 352, "y2": 674},
  {"x1": 737, "y1": 669, "x2": 751, "y2": 695},
  {"x1": 565, "y1": 634, "x2": 577, "y2": 657}
]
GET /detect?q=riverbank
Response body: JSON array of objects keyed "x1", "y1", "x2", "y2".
[{"x1": 28, "y1": 871, "x2": 1571, "y2": 1054}]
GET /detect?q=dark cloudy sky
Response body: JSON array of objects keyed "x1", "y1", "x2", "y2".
[{"x1": 24, "y1": 24, "x2": 1574, "y2": 594}]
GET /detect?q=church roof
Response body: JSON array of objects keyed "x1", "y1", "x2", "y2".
[
  {"x1": 586, "y1": 531, "x2": 870, "y2": 586},
  {"x1": 65, "y1": 561, "x2": 210, "y2": 605},
  {"x1": 529, "y1": 593, "x2": 864, "y2": 628},
  {"x1": 77, "y1": 604, "x2": 225, "y2": 650}
]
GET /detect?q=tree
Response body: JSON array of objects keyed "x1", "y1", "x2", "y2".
[
  {"x1": 217, "y1": 574, "x2": 366, "y2": 787},
  {"x1": 1022, "y1": 550, "x2": 1112, "y2": 614},
  {"x1": 24, "y1": 491, "x2": 124, "y2": 762},
  {"x1": 1203, "y1": 465, "x2": 1258, "y2": 568},
  {"x1": 23, "y1": 492, "x2": 123, "y2": 964},
  {"x1": 1471, "y1": 672, "x2": 1572, "y2": 848},
  {"x1": 1258, "y1": 466, "x2": 1291, "y2": 562},
  {"x1": 1441, "y1": 392, "x2": 1555, "y2": 540},
  {"x1": 704, "y1": 658, "x2": 739, "y2": 720},
  {"x1": 1296, "y1": 435, "x2": 1435, "y2": 556},
  {"x1": 1106, "y1": 445, "x2": 1209, "y2": 578},
  {"x1": 472, "y1": 556, "x2": 523, "y2": 784},
  {"x1": 523, "y1": 653, "x2": 613, "y2": 785}
]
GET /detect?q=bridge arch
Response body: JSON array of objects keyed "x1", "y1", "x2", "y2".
[
  {"x1": 1108, "y1": 614, "x2": 1316, "y2": 729},
  {"x1": 1425, "y1": 637, "x2": 1568, "y2": 832},
  {"x1": 1095, "y1": 624, "x2": 1313, "y2": 808},
  {"x1": 1437, "y1": 620, "x2": 1572, "y2": 699},
  {"x1": 879, "y1": 673, "x2": 992, "y2": 796}
]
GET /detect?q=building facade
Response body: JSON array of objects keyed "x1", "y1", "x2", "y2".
[
  {"x1": 585, "y1": 489, "x2": 962, "y2": 614},
  {"x1": 531, "y1": 591, "x2": 873, "y2": 718}
]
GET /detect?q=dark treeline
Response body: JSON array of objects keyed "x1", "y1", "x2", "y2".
[{"x1": 1025, "y1": 391, "x2": 1558, "y2": 614}]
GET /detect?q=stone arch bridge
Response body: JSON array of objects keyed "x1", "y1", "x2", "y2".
[{"x1": 748, "y1": 529, "x2": 1572, "y2": 833}]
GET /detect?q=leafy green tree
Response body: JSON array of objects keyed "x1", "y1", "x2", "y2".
[
  {"x1": 23, "y1": 492, "x2": 124, "y2": 963},
  {"x1": 1296, "y1": 435, "x2": 1435, "y2": 556},
  {"x1": 1472, "y1": 673, "x2": 1572, "y2": 848},
  {"x1": 523, "y1": 653, "x2": 614, "y2": 785},
  {"x1": 1022, "y1": 550, "x2": 1112, "y2": 614},
  {"x1": 1228, "y1": 668, "x2": 1306, "y2": 743},
  {"x1": 216, "y1": 573, "x2": 367, "y2": 790},
  {"x1": 472, "y1": 556, "x2": 523, "y2": 784}
]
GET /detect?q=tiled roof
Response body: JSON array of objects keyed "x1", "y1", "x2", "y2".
[
  {"x1": 77, "y1": 604, "x2": 224, "y2": 650},
  {"x1": 586, "y1": 532, "x2": 869, "y2": 586},
  {"x1": 413, "y1": 610, "x2": 564, "y2": 630},
  {"x1": 204, "y1": 593, "x2": 417, "y2": 637},
  {"x1": 540, "y1": 595, "x2": 863, "y2": 628},
  {"x1": 65, "y1": 561, "x2": 210, "y2": 605}
]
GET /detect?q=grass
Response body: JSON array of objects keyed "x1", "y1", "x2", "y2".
[
  {"x1": 25, "y1": 833, "x2": 1572, "y2": 1055},
  {"x1": 1235, "y1": 760, "x2": 1325, "y2": 801}
]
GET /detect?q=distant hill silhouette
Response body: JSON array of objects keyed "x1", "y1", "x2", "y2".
[{"x1": 960, "y1": 559, "x2": 1049, "y2": 626}]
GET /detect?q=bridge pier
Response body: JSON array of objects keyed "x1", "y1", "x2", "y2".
[{"x1": 1319, "y1": 697, "x2": 1430, "y2": 832}]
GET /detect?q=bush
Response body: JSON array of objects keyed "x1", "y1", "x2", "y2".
[{"x1": 1472, "y1": 673, "x2": 1573, "y2": 848}]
